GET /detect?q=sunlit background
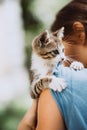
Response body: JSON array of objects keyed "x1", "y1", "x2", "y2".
[{"x1": 0, "y1": 0, "x2": 71, "y2": 129}]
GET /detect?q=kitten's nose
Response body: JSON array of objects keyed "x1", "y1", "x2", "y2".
[{"x1": 61, "y1": 58, "x2": 64, "y2": 61}]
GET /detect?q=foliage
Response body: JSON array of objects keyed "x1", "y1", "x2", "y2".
[
  {"x1": 0, "y1": 106, "x2": 26, "y2": 130},
  {"x1": 20, "y1": 0, "x2": 43, "y2": 31},
  {"x1": 20, "y1": 0, "x2": 44, "y2": 68},
  {"x1": 25, "y1": 45, "x2": 32, "y2": 68}
]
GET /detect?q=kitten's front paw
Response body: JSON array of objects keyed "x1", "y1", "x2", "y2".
[
  {"x1": 70, "y1": 61, "x2": 84, "y2": 70},
  {"x1": 49, "y1": 76, "x2": 67, "y2": 92},
  {"x1": 31, "y1": 77, "x2": 52, "y2": 99}
]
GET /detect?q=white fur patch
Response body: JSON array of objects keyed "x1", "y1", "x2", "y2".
[
  {"x1": 70, "y1": 61, "x2": 84, "y2": 70},
  {"x1": 49, "y1": 75, "x2": 67, "y2": 92}
]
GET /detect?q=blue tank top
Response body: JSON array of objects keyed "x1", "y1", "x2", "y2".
[{"x1": 50, "y1": 63, "x2": 87, "y2": 130}]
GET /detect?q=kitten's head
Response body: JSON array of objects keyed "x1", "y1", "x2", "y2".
[{"x1": 32, "y1": 27, "x2": 65, "y2": 60}]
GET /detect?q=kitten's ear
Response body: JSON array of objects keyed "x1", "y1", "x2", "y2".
[
  {"x1": 53, "y1": 27, "x2": 64, "y2": 40},
  {"x1": 39, "y1": 30, "x2": 50, "y2": 47},
  {"x1": 57, "y1": 27, "x2": 64, "y2": 40}
]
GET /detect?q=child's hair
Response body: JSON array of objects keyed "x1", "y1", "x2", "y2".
[{"x1": 51, "y1": 0, "x2": 87, "y2": 36}]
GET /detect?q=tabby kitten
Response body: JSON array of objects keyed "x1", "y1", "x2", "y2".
[
  {"x1": 29, "y1": 27, "x2": 67, "y2": 99},
  {"x1": 29, "y1": 28, "x2": 84, "y2": 99}
]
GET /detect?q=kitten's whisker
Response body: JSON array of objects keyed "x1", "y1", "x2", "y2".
[
  {"x1": 65, "y1": 55, "x2": 75, "y2": 60},
  {"x1": 65, "y1": 57, "x2": 74, "y2": 62},
  {"x1": 65, "y1": 53, "x2": 81, "y2": 57},
  {"x1": 63, "y1": 32, "x2": 72, "y2": 41},
  {"x1": 63, "y1": 34, "x2": 70, "y2": 40}
]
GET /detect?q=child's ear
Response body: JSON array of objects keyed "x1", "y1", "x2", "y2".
[{"x1": 72, "y1": 21, "x2": 86, "y2": 45}]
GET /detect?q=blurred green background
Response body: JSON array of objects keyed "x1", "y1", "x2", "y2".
[{"x1": 0, "y1": 0, "x2": 71, "y2": 130}]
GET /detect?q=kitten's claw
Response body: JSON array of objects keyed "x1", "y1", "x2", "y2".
[
  {"x1": 70, "y1": 61, "x2": 84, "y2": 70},
  {"x1": 49, "y1": 76, "x2": 67, "y2": 92}
]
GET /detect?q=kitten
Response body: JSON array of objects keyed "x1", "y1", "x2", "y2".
[
  {"x1": 29, "y1": 28, "x2": 84, "y2": 99},
  {"x1": 29, "y1": 27, "x2": 67, "y2": 99}
]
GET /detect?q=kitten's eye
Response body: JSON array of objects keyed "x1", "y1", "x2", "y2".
[{"x1": 52, "y1": 50, "x2": 59, "y2": 54}]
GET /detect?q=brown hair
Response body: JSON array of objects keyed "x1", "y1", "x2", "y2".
[{"x1": 51, "y1": 0, "x2": 87, "y2": 36}]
